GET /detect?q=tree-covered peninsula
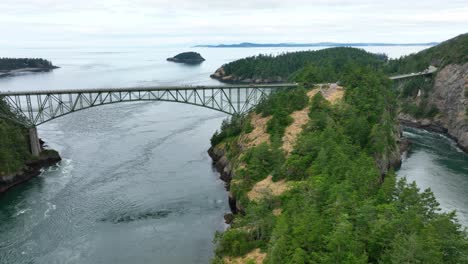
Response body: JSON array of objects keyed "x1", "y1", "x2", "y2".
[
  {"x1": 210, "y1": 47, "x2": 387, "y2": 84},
  {"x1": 211, "y1": 33, "x2": 467, "y2": 85},
  {"x1": 209, "y1": 39, "x2": 468, "y2": 263},
  {"x1": 0, "y1": 58, "x2": 59, "y2": 77}
]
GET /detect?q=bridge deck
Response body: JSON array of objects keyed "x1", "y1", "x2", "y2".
[
  {"x1": 0, "y1": 83, "x2": 298, "y2": 96},
  {"x1": 389, "y1": 68, "x2": 437, "y2": 80}
]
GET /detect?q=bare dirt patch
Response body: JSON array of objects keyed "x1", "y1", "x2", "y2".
[
  {"x1": 247, "y1": 175, "x2": 290, "y2": 201},
  {"x1": 273, "y1": 208, "x2": 283, "y2": 216},
  {"x1": 240, "y1": 113, "x2": 272, "y2": 149},
  {"x1": 224, "y1": 248, "x2": 267, "y2": 264},
  {"x1": 282, "y1": 107, "x2": 310, "y2": 154},
  {"x1": 319, "y1": 83, "x2": 344, "y2": 104},
  {"x1": 281, "y1": 88, "x2": 320, "y2": 154},
  {"x1": 281, "y1": 85, "x2": 344, "y2": 154}
]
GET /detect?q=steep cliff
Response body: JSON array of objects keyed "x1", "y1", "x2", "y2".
[
  {"x1": 0, "y1": 101, "x2": 61, "y2": 193},
  {"x1": 398, "y1": 63, "x2": 467, "y2": 151}
]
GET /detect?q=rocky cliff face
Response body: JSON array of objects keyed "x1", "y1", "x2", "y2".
[
  {"x1": 210, "y1": 67, "x2": 285, "y2": 84},
  {"x1": 208, "y1": 145, "x2": 240, "y2": 215},
  {"x1": 399, "y1": 63, "x2": 467, "y2": 151},
  {"x1": 0, "y1": 144, "x2": 61, "y2": 194}
]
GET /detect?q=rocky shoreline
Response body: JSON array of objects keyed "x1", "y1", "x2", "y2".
[
  {"x1": 0, "y1": 143, "x2": 61, "y2": 194},
  {"x1": 210, "y1": 67, "x2": 285, "y2": 84},
  {"x1": 208, "y1": 145, "x2": 239, "y2": 220},
  {"x1": 399, "y1": 116, "x2": 467, "y2": 153},
  {"x1": 398, "y1": 63, "x2": 467, "y2": 153}
]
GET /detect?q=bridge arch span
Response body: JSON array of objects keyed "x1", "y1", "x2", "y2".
[{"x1": 0, "y1": 84, "x2": 298, "y2": 127}]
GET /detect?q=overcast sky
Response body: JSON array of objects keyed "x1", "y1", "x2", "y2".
[{"x1": 1, "y1": 0, "x2": 466, "y2": 48}]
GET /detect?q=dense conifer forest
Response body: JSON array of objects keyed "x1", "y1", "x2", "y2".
[
  {"x1": 219, "y1": 33, "x2": 467, "y2": 82},
  {"x1": 0, "y1": 58, "x2": 56, "y2": 71},
  {"x1": 210, "y1": 37, "x2": 468, "y2": 263}
]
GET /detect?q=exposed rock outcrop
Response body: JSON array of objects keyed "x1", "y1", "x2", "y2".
[
  {"x1": 210, "y1": 67, "x2": 284, "y2": 84},
  {"x1": 208, "y1": 145, "x2": 240, "y2": 214},
  {"x1": 0, "y1": 148, "x2": 61, "y2": 193},
  {"x1": 375, "y1": 124, "x2": 407, "y2": 177},
  {"x1": 399, "y1": 63, "x2": 467, "y2": 152}
]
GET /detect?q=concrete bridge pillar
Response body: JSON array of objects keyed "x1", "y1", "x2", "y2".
[{"x1": 29, "y1": 127, "x2": 42, "y2": 157}]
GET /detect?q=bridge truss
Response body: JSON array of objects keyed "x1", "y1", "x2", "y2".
[{"x1": 0, "y1": 84, "x2": 298, "y2": 127}]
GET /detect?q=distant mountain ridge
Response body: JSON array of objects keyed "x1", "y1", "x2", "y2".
[{"x1": 194, "y1": 42, "x2": 438, "y2": 48}]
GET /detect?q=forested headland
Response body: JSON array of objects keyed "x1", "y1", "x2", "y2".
[
  {"x1": 209, "y1": 35, "x2": 468, "y2": 263},
  {"x1": 0, "y1": 58, "x2": 57, "y2": 71},
  {"x1": 210, "y1": 33, "x2": 467, "y2": 84}
]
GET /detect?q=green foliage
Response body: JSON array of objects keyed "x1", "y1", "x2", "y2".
[
  {"x1": 211, "y1": 115, "x2": 249, "y2": 146},
  {"x1": 222, "y1": 47, "x2": 387, "y2": 82},
  {"x1": 214, "y1": 229, "x2": 256, "y2": 257},
  {"x1": 172, "y1": 52, "x2": 204, "y2": 60},
  {"x1": 211, "y1": 48, "x2": 468, "y2": 263},
  {"x1": 256, "y1": 87, "x2": 309, "y2": 144},
  {"x1": 0, "y1": 100, "x2": 31, "y2": 176},
  {"x1": 386, "y1": 33, "x2": 468, "y2": 74},
  {"x1": 402, "y1": 100, "x2": 440, "y2": 119},
  {"x1": 399, "y1": 76, "x2": 434, "y2": 98},
  {"x1": 0, "y1": 58, "x2": 55, "y2": 71},
  {"x1": 240, "y1": 143, "x2": 284, "y2": 183}
]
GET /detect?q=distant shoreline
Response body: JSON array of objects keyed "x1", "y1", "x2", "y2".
[
  {"x1": 194, "y1": 42, "x2": 438, "y2": 48},
  {"x1": 0, "y1": 67, "x2": 59, "y2": 78}
]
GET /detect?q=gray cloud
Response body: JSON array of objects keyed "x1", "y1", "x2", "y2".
[{"x1": 0, "y1": 0, "x2": 466, "y2": 48}]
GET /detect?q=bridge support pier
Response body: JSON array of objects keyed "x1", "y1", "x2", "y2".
[{"x1": 29, "y1": 127, "x2": 42, "y2": 157}]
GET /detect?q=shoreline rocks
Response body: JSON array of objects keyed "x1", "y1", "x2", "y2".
[
  {"x1": 208, "y1": 145, "x2": 241, "y2": 216},
  {"x1": 399, "y1": 116, "x2": 467, "y2": 153},
  {"x1": 210, "y1": 67, "x2": 285, "y2": 84},
  {"x1": 398, "y1": 63, "x2": 467, "y2": 153},
  {"x1": 0, "y1": 144, "x2": 61, "y2": 194}
]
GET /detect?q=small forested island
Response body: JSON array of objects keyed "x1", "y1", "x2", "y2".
[
  {"x1": 0, "y1": 58, "x2": 59, "y2": 77},
  {"x1": 209, "y1": 33, "x2": 468, "y2": 263},
  {"x1": 167, "y1": 52, "x2": 205, "y2": 64}
]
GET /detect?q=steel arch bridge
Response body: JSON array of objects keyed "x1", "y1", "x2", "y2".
[{"x1": 0, "y1": 84, "x2": 298, "y2": 127}]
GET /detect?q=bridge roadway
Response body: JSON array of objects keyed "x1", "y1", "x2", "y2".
[
  {"x1": 389, "y1": 66, "x2": 437, "y2": 80},
  {"x1": 0, "y1": 70, "x2": 436, "y2": 156},
  {"x1": 0, "y1": 65, "x2": 439, "y2": 128},
  {"x1": 0, "y1": 83, "x2": 298, "y2": 127}
]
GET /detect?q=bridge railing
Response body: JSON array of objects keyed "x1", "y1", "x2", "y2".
[{"x1": 0, "y1": 84, "x2": 298, "y2": 126}]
